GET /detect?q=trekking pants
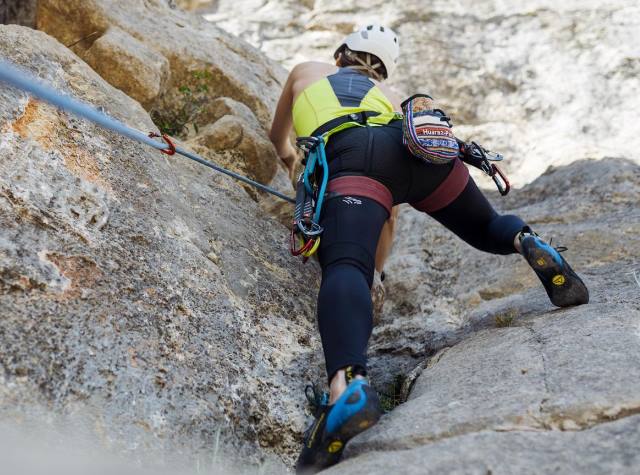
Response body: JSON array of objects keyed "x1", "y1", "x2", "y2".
[{"x1": 317, "y1": 120, "x2": 526, "y2": 382}]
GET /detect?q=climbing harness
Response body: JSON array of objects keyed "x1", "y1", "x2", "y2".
[
  {"x1": 0, "y1": 59, "x2": 295, "y2": 204},
  {"x1": 311, "y1": 110, "x2": 381, "y2": 138},
  {"x1": 458, "y1": 140, "x2": 511, "y2": 196},
  {"x1": 290, "y1": 136, "x2": 329, "y2": 260}
]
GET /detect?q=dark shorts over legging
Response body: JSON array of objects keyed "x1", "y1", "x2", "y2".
[{"x1": 317, "y1": 120, "x2": 526, "y2": 383}]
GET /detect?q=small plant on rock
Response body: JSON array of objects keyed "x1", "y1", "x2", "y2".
[
  {"x1": 151, "y1": 69, "x2": 213, "y2": 137},
  {"x1": 495, "y1": 308, "x2": 518, "y2": 327},
  {"x1": 378, "y1": 374, "x2": 407, "y2": 413}
]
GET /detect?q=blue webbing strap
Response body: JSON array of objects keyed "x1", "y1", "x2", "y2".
[
  {"x1": 300, "y1": 137, "x2": 329, "y2": 223},
  {"x1": 313, "y1": 140, "x2": 329, "y2": 222}
]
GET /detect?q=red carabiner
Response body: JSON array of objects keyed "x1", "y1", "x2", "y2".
[
  {"x1": 148, "y1": 132, "x2": 176, "y2": 155},
  {"x1": 491, "y1": 164, "x2": 511, "y2": 196},
  {"x1": 290, "y1": 228, "x2": 315, "y2": 256}
]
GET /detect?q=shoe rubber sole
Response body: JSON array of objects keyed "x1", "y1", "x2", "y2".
[
  {"x1": 305, "y1": 385, "x2": 382, "y2": 471},
  {"x1": 521, "y1": 237, "x2": 589, "y2": 307}
]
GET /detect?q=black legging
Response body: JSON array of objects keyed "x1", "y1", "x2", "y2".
[{"x1": 317, "y1": 121, "x2": 526, "y2": 382}]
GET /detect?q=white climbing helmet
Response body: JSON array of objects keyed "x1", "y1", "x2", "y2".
[{"x1": 334, "y1": 24, "x2": 400, "y2": 79}]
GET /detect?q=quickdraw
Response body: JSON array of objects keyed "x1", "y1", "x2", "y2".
[
  {"x1": 148, "y1": 132, "x2": 176, "y2": 155},
  {"x1": 290, "y1": 136, "x2": 329, "y2": 261},
  {"x1": 458, "y1": 140, "x2": 511, "y2": 196}
]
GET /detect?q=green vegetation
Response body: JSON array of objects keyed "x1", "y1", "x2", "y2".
[
  {"x1": 151, "y1": 69, "x2": 213, "y2": 137},
  {"x1": 378, "y1": 374, "x2": 407, "y2": 413},
  {"x1": 495, "y1": 308, "x2": 518, "y2": 327}
]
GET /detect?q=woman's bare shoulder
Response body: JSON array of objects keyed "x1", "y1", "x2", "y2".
[
  {"x1": 289, "y1": 62, "x2": 338, "y2": 100},
  {"x1": 291, "y1": 61, "x2": 337, "y2": 76}
]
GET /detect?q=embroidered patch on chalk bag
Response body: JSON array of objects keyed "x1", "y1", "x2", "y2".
[{"x1": 401, "y1": 94, "x2": 460, "y2": 165}]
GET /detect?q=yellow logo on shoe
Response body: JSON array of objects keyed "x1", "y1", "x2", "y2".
[
  {"x1": 358, "y1": 419, "x2": 371, "y2": 429},
  {"x1": 552, "y1": 274, "x2": 565, "y2": 286},
  {"x1": 327, "y1": 440, "x2": 343, "y2": 453},
  {"x1": 536, "y1": 258, "x2": 546, "y2": 266}
]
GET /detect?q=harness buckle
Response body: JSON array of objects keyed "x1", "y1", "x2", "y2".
[
  {"x1": 347, "y1": 111, "x2": 370, "y2": 125},
  {"x1": 296, "y1": 136, "x2": 322, "y2": 154}
]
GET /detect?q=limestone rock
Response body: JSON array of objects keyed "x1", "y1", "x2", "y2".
[
  {"x1": 36, "y1": 0, "x2": 286, "y2": 129},
  {"x1": 0, "y1": 24, "x2": 322, "y2": 471},
  {"x1": 354, "y1": 304, "x2": 640, "y2": 453},
  {"x1": 0, "y1": 0, "x2": 37, "y2": 27},
  {"x1": 330, "y1": 301, "x2": 640, "y2": 474},
  {"x1": 328, "y1": 414, "x2": 640, "y2": 475},
  {"x1": 367, "y1": 158, "x2": 640, "y2": 389},
  {"x1": 83, "y1": 26, "x2": 170, "y2": 108},
  {"x1": 186, "y1": 97, "x2": 280, "y2": 185},
  {"x1": 174, "y1": 0, "x2": 212, "y2": 11},
  {"x1": 37, "y1": 0, "x2": 290, "y2": 190}
]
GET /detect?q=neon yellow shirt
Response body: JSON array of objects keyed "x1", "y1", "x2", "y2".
[{"x1": 292, "y1": 68, "x2": 399, "y2": 140}]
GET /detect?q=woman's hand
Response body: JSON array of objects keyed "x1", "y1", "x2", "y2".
[
  {"x1": 278, "y1": 142, "x2": 300, "y2": 181},
  {"x1": 270, "y1": 67, "x2": 299, "y2": 181}
]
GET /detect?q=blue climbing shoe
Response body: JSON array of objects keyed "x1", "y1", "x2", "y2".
[
  {"x1": 519, "y1": 228, "x2": 589, "y2": 307},
  {"x1": 295, "y1": 367, "x2": 382, "y2": 474}
]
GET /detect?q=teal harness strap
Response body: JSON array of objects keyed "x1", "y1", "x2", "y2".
[
  {"x1": 291, "y1": 135, "x2": 330, "y2": 260},
  {"x1": 313, "y1": 140, "x2": 329, "y2": 223},
  {"x1": 303, "y1": 146, "x2": 317, "y2": 195},
  {"x1": 302, "y1": 137, "x2": 329, "y2": 223}
]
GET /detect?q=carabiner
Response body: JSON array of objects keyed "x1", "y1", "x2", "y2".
[
  {"x1": 491, "y1": 164, "x2": 511, "y2": 196},
  {"x1": 296, "y1": 220, "x2": 323, "y2": 237},
  {"x1": 302, "y1": 237, "x2": 321, "y2": 258},
  {"x1": 148, "y1": 132, "x2": 176, "y2": 155},
  {"x1": 290, "y1": 229, "x2": 316, "y2": 256}
]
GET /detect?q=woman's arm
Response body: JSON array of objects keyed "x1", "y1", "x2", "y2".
[
  {"x1": 269, "y1": 68, "x2": 299, "y2": 178},
  {"x1": 372, "y1": 83, "x2": 403, "y2": 272},
  {"x1": 375, "y1": 206, "x2": 399, "y2": 273}
]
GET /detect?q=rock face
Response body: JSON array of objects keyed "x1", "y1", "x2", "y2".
[
  {"x1": 198, "y1": 0, "x2": 640, "y2": 187},
  {"x1": 0, "y1": 24, "x2": 323, "y2": 472},
  {"x1": 330, "y1": 415, "x2": 640, "y2": 474},
  {"x1": 185, "y1": 97, "x2": 280, "y2": 186},
  {"x1": 2, "y1": 1, "x2": 640, "y2": 473},
  {"x1": 37, "y1": 0, "x2": 285, "y2": 128},
  {"x1": 36, "y1": 0, "x2": 290, "y2": 193},
  {"x1": 0, "y1": 0, "x2": 37, "y2": 27},
  {"x1": 82, "y1": 26, "x2": 171, "y2": 109}
]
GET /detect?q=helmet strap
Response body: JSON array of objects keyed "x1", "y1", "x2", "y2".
[{"x1": 345, "y1": 50, "x2": 384, "y2": 81}]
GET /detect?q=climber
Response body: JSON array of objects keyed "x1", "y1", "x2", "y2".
[{"x1": 269, "y1": 24, "x2": 589, "y2": 473}]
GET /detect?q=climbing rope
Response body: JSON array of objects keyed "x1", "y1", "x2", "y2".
[{"x1": 0, "y1": 59, "x2": 295, "y2": 204}]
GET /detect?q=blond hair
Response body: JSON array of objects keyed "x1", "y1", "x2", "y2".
[{"x1": 335, "y1": 46, "x2": 387, "y2": 81}]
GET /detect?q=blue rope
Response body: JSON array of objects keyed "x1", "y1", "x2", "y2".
[{"x1": 0, "y1": 59, "x2": 295, "y2": 204}]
